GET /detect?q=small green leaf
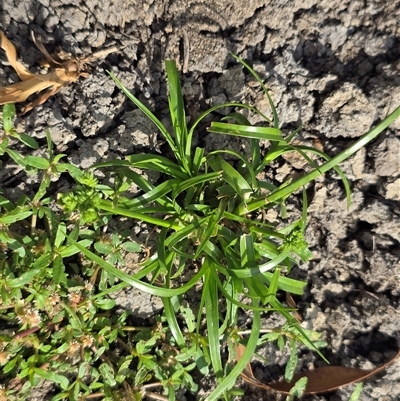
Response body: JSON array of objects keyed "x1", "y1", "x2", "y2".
[
  {"x1": 3, "y1": 356, "x2": 19, "y2": 373},
  {"x1": 54, "y1": 223, "x2": 67, "y2": 249},
  {"x1": 18, "y1": 133, "x2": 39, "y2": 149},
  {"x1": 5, "y1": 148, "x2": 25, "y2": 166},
  {"x1": 99, "y1": 363, "x2": 117, "y2": 387},
  {"x1": 285, "y1": 340, "x2": 298, "y2": 382},
  {"x1": 56, "y1": 343, "x2": 70, "y2": 354},
  {"x1": 116, "y1": 357, "x2": 133, "y2": 383},
  {"x1": 32, "y1": 253, "x2": 52, "y2": 269},
  {"x1": 180, "y1": 303, "x2": 196, "y2": 332},
  {"x1": 25, "y1": 155, "x2": 50, "y2": 170},
  {"x1": 60, "y1": 239, "x2": 92, "y2": 258},
  {"x1": 7, "y1": 269, "x2": 40, "y2": 288},
  {"x1": 277, "y1": 335, "x2": 285, "y2": 351},
  {"x1": 78, "y1": 362, "x2": 90, "y2": 379},
  {"x1": 0, "y1": 207, "x2": 32, "y2": 225},
  {"x1": 121, "y1": 241, "x2": 141, "y2": 253},
  {"x1": 286, "y1": 377, "x2": 307, "y2": 401},
  {"x1": 39, "y1": 344, "x2": 52, "y2": 353},
  {"x1": 93, "y1": 346, "x2": 107, "y2": 361},
  {"x1": 109, "y1": 328, "x2": 119, "y2": 342},
  {"x1": 2, "y1": 103, "x2": 15, "y2": 132},
  {"x1": 94, "y1": 298, "x2": 116, "y2": 310},
  {"x1": 7, "y1": 239, "x2": 26, "y2": 257},
  {"x1": 52, "y1": 254, "x2": 66, "y2": 285},
  {"x1": 259, "y1": 332, "x2": 280, "y2": 343},
  {"x1": 94, "y1": 242, "x2": 114, "y2": 254},
  {"x1": 34, "y1": 368, "x2": 70, "y2": 389},
  {"x1": 349, "y1": 383, "x2": 363, "y2": 401}
]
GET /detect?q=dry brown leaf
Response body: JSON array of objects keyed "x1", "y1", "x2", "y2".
[
  {"x1": 30, "y1": 31, "x2": 64, "y2": 68},
  {"x1": 0, "y1": 31, "x2": 33, "y2": 81},
  {"x1": 285, "y1": 292, "x2": 302, "y2": 322},
  {"x1": 0, "y1": 30, "x2": 124, "y2": 114},
  {"x1": 0, "y1": 30, "x2": 81, "y2": 113},
  {"x1": 236, "y1": 343, "x2": 400, "y2": 395}
]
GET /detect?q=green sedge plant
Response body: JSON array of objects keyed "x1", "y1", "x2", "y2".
[
  {"x1": 59, "y1": 53, "x2": 399, "y2": 400},
  {"x1": 1, "y1": 52, "x2": 399, "y2": 401}
]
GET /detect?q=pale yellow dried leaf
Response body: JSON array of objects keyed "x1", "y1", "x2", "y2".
[
  {"x1": 0, "y1": 30, "x2": 33, "y2": 81},
  {"x1": 0, "y1": 68, "x2": 79, "y2": 105},
  {"x1": 1, "y1": 30, "x2": 124, "y2": 113},
  {"x1": 0, "y1": 30, "x2": 80, "y2": 111},
  {"x1": 30, "y1": 31, "x2": 62, "y2": 67}
]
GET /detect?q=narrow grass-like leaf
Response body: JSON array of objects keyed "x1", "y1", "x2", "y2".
[
  {"x1": 192, "y1": 146, "x2": 205, "y2": 175},
  {"x1": 210, "y1": 268, "x2": 277, "y2": 312},
  {"x1": 262, "y1": 272, "x2": 306, "y2": 295},
  {"x1": 67, "y1": 236, "x2": 208, "y2": 297},
  {"x1": 60, "y1": 240, "x2": 93, "y2": 258},
  {"x1": 193, "y1": 102, "x2": 272, "y2": 138},
  {"x1": 207, "y1": 154, "x2": 252, "y2": 201},
  {"x1": 263, "y1": 267, "x2": 281, "y2": 304},
  {"x1": 164, "y1": 215, "x2": 209, "y2": 249},
  {"x1": 208, "y1": 121, "x2": 283, "y2": 141},
  {"x1": 265, "y1": 106, "x2": 400, "y2": 205},
  {"x1": 221, "y1": 112, "x2": 252, "y2": 126},
  {"x1": 269, "y1": 298, "x2": 327, "y2": 361},
  {"x1": 171, "y1": 171, "x2": 222, "y2": 200},
  {"x1": 230, "y1": 52, "x2": 280, "y2": 128},
  {"x1": 126, "y1": 154, "x2": 188, "y2": 179},
  {"x1": 210, "y1": 149, "x2": 258, "y2": 189},
  {"x1": 240, "y1": 234, "x2": 257, "y2": 270},
  {"x1": 98, "y1": 200, "x2": 181, "y2": 230},
  {"x1": 165, "y1": 60, "x2": 191, "y2": 172},
  {"x1": 108, "y1": 71, "x2": 178, "y2": 154},
  {"x1": 194, "y1": 203, "x2": 226, "y2": 259},
  {"x1": 206, "y1": 302, "x2": 261, "y2": 400},
  {"x1": 125, "y1": 179, "x2": 179, "y2": 207},
  {"x1": 108, "y1": 167, "x2": 181, "y2": 212},
  {"x1": 204, "y1": 264, "x2": 223, "y2": 380},
  {"x1": 155, "y1": 227, "x2": 170, "y2": 281},
  {"x1": 252, "y1": 239, "x2": 286, "y2": 262},
  {"x1": 163, "y1": 297, "x2": 185, "y2": 347},
  {"x1": 229, "y1": 249, "x2": 290, "y2": 278}
]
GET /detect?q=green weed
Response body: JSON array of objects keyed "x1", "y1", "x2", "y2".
[{"x1": 0, "y1": 53, "x2": 399, "y2": 401}]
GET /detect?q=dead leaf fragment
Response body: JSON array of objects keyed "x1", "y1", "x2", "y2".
[
  {"x1": 0, "y1": 31, "x2": 124, "y2": 114},
  {"x1": 0, "y1": 30, "x2": 82, "y2": 113},
  {"x1": 236, "y1": 343, "x2": 400, "y2": 395}
]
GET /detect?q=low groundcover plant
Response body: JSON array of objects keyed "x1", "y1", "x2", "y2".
[{"x1": 0, "y1": 54, "x2": 399, "y2": 401}]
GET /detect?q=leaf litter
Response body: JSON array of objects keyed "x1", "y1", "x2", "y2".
[
  {"x1": 236, "y1": 343, "x2": 400, "y2": 395},
  {"x1": 0, "y1": 30, "x2": 124, "y2": 114}
]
